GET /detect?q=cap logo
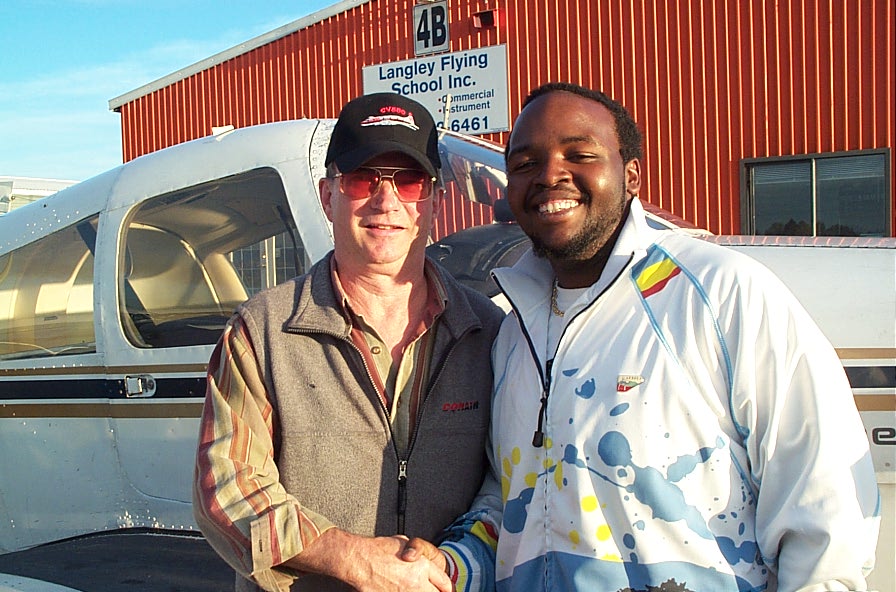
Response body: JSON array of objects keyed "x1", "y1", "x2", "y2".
[{"x1": 360, "y1": 107, "x2": 420, "y2": 131}]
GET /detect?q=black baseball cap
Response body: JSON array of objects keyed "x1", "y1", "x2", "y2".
[{"x1": 325, "y1": 93, "x2": 441, "y2": 177}]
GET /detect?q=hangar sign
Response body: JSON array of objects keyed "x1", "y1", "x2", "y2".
[
  {"x1": 362, "y1": 44, "x2": 509, "y2": 135},
  {"x1": 413, "y1": 1, "x2": 449, "y2": 56}
]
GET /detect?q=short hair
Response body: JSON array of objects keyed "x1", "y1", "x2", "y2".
[{"x1": 511, "y1": 82, "x2": 643, "y2": 163}]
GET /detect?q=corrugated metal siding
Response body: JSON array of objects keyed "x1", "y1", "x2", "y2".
[{"x1": 116, "y1": 0, "x2": 894, "y2": 236}]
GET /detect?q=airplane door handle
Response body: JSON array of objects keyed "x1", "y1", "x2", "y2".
[{"x1": 125, "y1": 375, "x2": 157, "y2": 398}]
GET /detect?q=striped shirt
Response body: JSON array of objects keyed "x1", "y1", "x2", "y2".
[{"x1": 193, "y1": 261, "x2": 445, "y2": 589}]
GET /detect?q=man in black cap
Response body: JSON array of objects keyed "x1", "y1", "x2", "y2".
[{"x1": 193, "y1": 93, "x2": 504, "y2": 591}]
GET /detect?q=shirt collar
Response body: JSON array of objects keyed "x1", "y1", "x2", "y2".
[{"x1": 329, "y1": 256, "x2": 446, "y2": 328}]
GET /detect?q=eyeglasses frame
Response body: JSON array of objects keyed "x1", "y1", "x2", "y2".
[{"x1": 328, "y1": 166, "x2": 439, "y2": 202}]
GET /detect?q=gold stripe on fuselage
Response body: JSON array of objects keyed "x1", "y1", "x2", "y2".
[
  {"x1": 0, "y1": 400, "x2": 204, "y2": 418},
  {"x1": 853, "y1": 394, "x2": 896, "y2": 412},
  {"x1": 836, "y1": 348, "x2": 896, "y2": 360}
]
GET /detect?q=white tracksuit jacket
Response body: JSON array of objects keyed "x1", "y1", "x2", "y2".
[{"x1": 440, "y1": 198, "x2": 880, "y2": 592}]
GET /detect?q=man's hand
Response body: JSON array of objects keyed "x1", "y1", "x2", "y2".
[
  {"x1": 401, "y1": 537, "x2": 448, "y2": 575},
  {"x1": 284, "y1": 528, "x2": 451, "y2": 591}
]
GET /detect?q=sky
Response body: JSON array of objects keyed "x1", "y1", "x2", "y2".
[{"x1": 1, "y1": 0, "x2": 336, "y2": 182}]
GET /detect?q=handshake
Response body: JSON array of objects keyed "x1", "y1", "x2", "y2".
[{"x1": 283, "y1": 528, "x2": 452, "y2": 592}]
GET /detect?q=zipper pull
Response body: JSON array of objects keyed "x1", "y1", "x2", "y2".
[
  {"x1": 532, "y1": 395, "x2": 547, "y2": 447},
  {"x1": 533, "y1": 359, "x2": 553, "y2": 447},
  {"x1": 397, "y1": 460, "x2": 408, "y2": 533}
]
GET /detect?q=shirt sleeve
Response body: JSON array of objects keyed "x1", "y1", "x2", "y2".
[
  {"x1": 192, "y1": 316, "x2": 336, "y2": 591},
  {"x1": 727, "y1": 265, "x2": 880, "y2": 592}
]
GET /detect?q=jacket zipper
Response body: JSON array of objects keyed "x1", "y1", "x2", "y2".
[
  {"x1": 491, "y1": 275, "x2": 551, "y2": 448},
  {"x1": 492, "y1": 255, "x2": 632, "y2": 448},
  {"x1": 532, "y1": 358, "x2": 553, "y2": 447}
]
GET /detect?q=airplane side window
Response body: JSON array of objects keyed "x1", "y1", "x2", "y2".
[
  {"x1": 0, "y1": 216, "x2": 98, "y2": 360},
  {"x1": 120, "y1": 168, "x2": 302, "y2": 348}
]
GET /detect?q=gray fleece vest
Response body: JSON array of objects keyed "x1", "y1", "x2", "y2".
[{"x1": 236, "y1": 253, "x2": 504, "y2": 591}]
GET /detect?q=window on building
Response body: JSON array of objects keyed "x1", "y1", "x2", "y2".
[
  {"x1": 742, "y1": 149, "x2": 890, "y2": 236},
  {"x1": 120, "y1": 168, "x2": 304, "y2": 348}
]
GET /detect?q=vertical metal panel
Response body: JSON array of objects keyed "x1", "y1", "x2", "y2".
[{"x1": 117, "y1": 0, "x2": 894, "y2": 236}]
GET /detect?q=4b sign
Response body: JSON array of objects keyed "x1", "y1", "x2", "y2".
[{"x1": 414, "y1": 1, "x2": 449, "y2": 56}]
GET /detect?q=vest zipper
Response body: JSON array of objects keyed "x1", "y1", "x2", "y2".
[
  {"x1": 293, "y1": 323, "x2": 476, "y2": 535},
  {"x1": 350, "y1": 337, "x2": 410, "y2": 534},
  {"x1": 397, "y1": 459, "x2": 408, "y2": 533},
  {"x1": 295, "y1": 328, "x2": 408, "y2": 530},
  {"x1": 398, "y1": 326, "x2": 473, "y2": 532}
]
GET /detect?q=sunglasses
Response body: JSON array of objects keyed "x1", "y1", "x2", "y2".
[{"x1": 330, "y1": 167, "x2": 437, "y2": 202}]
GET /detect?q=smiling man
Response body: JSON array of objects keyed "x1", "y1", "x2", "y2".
[
  {"x1": 424, "y1": 82, "x2": 880, "y2": 591},
  {"x1": 193, "y1": 92, "x2": 504, "y2": 592}
]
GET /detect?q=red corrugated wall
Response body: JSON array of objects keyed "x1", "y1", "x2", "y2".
[{"x1": 116, "y1": 0, "x2": 895, "y2": 236}]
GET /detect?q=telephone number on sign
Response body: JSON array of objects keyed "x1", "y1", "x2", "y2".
[{"x1": 439, "y1": 116, "x2": 490, "y2": 133}]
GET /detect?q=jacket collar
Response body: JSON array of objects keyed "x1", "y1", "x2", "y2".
[{"x1": 492, "y1": 197, "x2": 662, "y2": 318}]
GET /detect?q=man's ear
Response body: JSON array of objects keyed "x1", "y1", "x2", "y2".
[
  {"x1": 625, "y1": 158, "x2": 641, "y2": 197},
  {"x1": 320, "y1": 177, "x2": 335, "y2": 222}
]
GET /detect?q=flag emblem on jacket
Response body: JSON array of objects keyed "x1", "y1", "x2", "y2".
[
  {"x1": 635, "y1": 252, "x2": 682, "y2": 297},
  {"x1": 617, "y1": 375, "x2": 645, "y2": 392}
]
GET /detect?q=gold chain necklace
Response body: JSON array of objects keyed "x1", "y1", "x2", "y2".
[{"x1": 550, "y1": 279, "x2": 564, "y2": 317}]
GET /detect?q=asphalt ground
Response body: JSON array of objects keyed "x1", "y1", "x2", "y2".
[{"x1": 0, "y1": 530, "x2": 234, "y2": 592}]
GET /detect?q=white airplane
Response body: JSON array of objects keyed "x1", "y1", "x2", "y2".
[{"x1": 0, "y1": 120, "x2": 892, "y2": 591}]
